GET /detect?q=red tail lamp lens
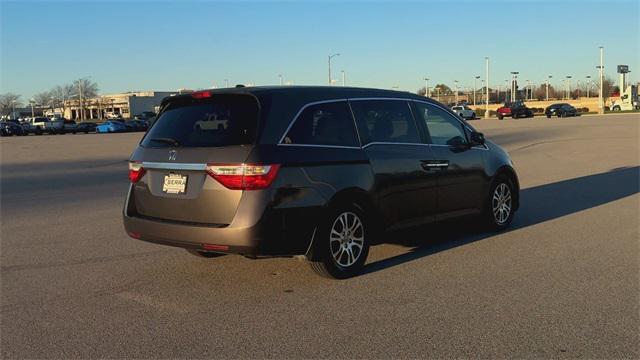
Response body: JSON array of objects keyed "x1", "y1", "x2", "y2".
[
  {"x1": 128, "y1": 162, "x2": 146, "y2": 183},
  {"x1": 202, "y1": 244, "x2": 229, "y2": 251},
  {"x1": 205, "y1": 164, "x2": 280, "y2": 190},
  {"x1": 191, "y1": 91, "x2": 212, "y2": 99}
]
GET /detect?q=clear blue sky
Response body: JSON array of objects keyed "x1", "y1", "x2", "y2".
[{"x1": 1, "y1": 0, "x2": 638, "y2": 100}]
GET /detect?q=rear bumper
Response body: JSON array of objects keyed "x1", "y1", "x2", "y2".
[
  {"x1": 123, "y1": 213, "x2": 265, "y2": 256},
  {"x1": 122, "y1": 186, "x2": 320, "y2": 257}
]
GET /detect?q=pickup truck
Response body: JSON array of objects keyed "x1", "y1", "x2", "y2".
[{"x1": 496, "y1": 101, "x2": 534, "y2": 120}]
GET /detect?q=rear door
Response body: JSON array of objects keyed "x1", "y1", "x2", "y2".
[
  {"x1": 350, "y1": 99, "x2": 437, "y2": 230},
  {"x1": 412, "y1": 101, "x2": 487, "y2": 220},
  {"x1": 129, "y1": 93, "x2": 260, "y2": 225}
]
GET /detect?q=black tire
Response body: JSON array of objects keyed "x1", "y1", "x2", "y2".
[
  {"x1": 511, "y1": 113, "x2": 517, "y2": 119},
  {"x1": 84, "y1": 131, "x2": 89, "y2": 134},
  {"x1": 481, "y1": 176, "x2": 516, "y2": 230},
  {"x1": 612, "y1": 106, "x2": 621, "y2": 112},
  {"x1": 546, "y1": 114, "x2": 551, "y2": 118},
  {"x1": 560, "y1": 111, "x2": 566, "y2": 118},
  {"x1": 497, "y1": 115, "x2": 504, "y2": 120},
  {"x1": 309, "y1": 202, "x2": 370, "y2": 279},
  {"x1": 185, "y1": 249, "x2": 226, "y2": 258}
]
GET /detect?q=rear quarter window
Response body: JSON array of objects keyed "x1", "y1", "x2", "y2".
[
  {"x1": 141, "y1": 95, "x2": 258, "y2": 148},
  {"x1": 282, "y1": 101, "x2": 359, "y2": 147}
]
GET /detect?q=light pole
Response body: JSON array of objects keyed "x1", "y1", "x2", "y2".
[
  {"x1": 485, "y1": 57, "x2": 490, "y2": 118},
  {"x1": 526, "y1": 80, "x2": 530, "y2": 101},
  {"x1": 504, "y1": 79, "x2": 509, "y2": 103},
  {"x1": 11, "y1": 99, "x2": 16, "y2": 119},
  {"x1": 566, "y1": 76, "x2": 572, "y2": 99},
  {"x1": 473, "y1": 76, "x2": 480, "y2": 105},
  {"x1": 341, "y1": 70, "x2": 345, "y2": 86},
  {"x1": 598, "y1": 46, "x2": 604, "y2": 114},
  {"x1": 279, "y1": 74, "x2": 283, "y2": 86},
  {"x1": 424, "y1": 77, "x2": 430, "y2": 97},
  {"x1": 481, "y1": 79, "x2": 485, "y2": 104},
  {"x1": 546, "y1": 75, "x2": 552, "y2": 101},
  {"x1": 454, "y1": 80, "x2": 459, "y2": 104},
  {"x1": 30, "y1": 98, "x2": 35, "y2": 117},
  {"x1": 510, "y1": 72, "x2": 519, "y2": 102},
  {"x1": 224, "y1": 79, "x2": 229, "y2": 88},
  {"x1": 328, "y1": 53, "x2": 340, "y2": 85},
  {"x1": 586, "y1": 76, "x2": 591, "y2": 97}
]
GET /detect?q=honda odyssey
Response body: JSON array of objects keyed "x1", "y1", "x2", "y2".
[{"x1": 123, "y1": 86, "x2": 519, "y2": 278}]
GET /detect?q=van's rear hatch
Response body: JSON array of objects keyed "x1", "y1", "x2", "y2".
[{"x1": 129, "y1": 92, "x2": 261, "y2": 225}]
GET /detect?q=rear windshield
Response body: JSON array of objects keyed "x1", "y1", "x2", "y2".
[{"x1": 141, "y1": 94, "x2": 258, "y2": 148}]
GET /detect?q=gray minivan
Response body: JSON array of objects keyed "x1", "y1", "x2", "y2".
[{"x1": 123, "y1": 86, "x2": 519, "y2": 278}]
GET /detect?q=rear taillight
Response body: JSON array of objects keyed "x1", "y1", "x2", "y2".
[
  {"x1": 206, "y1": 163, "x2": 280, "y2": 190},
  {"x1": 128, "y1": 161, "x2": 146, "y2": 183},
  {"x1": 191, "y1": 91, "x2": 212, "y2": 99}
]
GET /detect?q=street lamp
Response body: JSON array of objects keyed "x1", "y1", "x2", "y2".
[
  {"x1": 279, "y1": 74, "x2": 283, "y2": 86},
  {"x1": 585, "y1": 75, "x2": 591, "y2": 98},
  {"x1": 598, "y1": 46, "x2": 604, "y2": 113},
  {"x1": 454, "y1": 80, "x2": 459, "y2": 104},
  {"x1": 341, "y1": 70, "x2": 346, "y2": 86},
  {"x1": 424, "y1": 77, "x2": 430, "y2": 97},
  {"x1": 481, "y1": 79, "x2": 485, "y2": 104},
  {"x1": 546, "y1": 75, "x2": 552, "y2": 101},
  {"x1": 504, "y1": 79, "x2": 509, "y2": 103},
  {"x1": 566, "y1": 76, "x2": 572, "y2": 99},
  {"x1": 224, "y1": 79, "x2": 229, "y2": 88},
  {"x1": 485, "y1": 56, "x2": 490, "y2": 118},
  {"x1": 29, "y1": 98, "x2": 35, "y2": 117},
  {"x1": 474, "y1": 76, "x2": 480, "y2": 105},
  {"x1": 328, "y1": 53, "x2": 340, "y2": 85},
  {"x1": 510, "y1": 72, "x2": 519, "y2": 102}
]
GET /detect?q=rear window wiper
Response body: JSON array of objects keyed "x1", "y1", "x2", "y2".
[{"x1": 150, "y1": 137, "x2": 180, "y2": 147}]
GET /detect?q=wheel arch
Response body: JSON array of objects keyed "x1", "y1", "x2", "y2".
[
  {"x1": 326, "y1": 187, "x2": 384, "y2": 242},
  {"x1": 493, "y1": 165, "x2": 520, "y2": 210}
]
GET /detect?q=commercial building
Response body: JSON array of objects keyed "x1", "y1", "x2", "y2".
[{"x1": 48, "y1": 91, "x2": 177, "y2": 120}]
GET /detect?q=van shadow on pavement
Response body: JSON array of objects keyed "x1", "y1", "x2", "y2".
[{"x1": 362, "y1": 166, "x2": 640, "y2": 275}]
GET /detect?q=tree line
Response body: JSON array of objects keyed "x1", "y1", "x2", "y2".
[
  {"x1": 416, "y1": 77, "x2": 618, "y2": 102},
  {"x1": 0, "y1": 78, "x2": 99, "y2": 117}
]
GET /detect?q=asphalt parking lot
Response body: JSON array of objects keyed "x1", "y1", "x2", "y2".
[{"x1": 1, "y1": 113, "x2": 638, "y2": 358}]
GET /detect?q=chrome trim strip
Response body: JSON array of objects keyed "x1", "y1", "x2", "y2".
[
  {"x1": 423, "y1": 163, "x2": 448, "y2": 167},
  {"x1": 141, "y1": 162, "x2": 207, "y2": 171},
  {"x1": 348, "y1": 97, "x2": 411, "y2": 102},
  {"x1": 362, "y1": 141, "x2": 429, "y2": 149},
  {"x1": 277, "y1": 98, "x2": 348, "y2": 144},
  {"x1": 276, "y1": 143, "x2": 360, "y2": 150}
]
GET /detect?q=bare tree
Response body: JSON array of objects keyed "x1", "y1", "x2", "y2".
[
  {"x1": 33, "y1": 91, "x2": 52, "y2": 107},
  {"x1": 433, "y1": 83, "x2": 453, "y2": 95},
  {"x1": 73, "y1": 78, "x2": 99, "y2": 120},
  {"x1": 50, "y1": 84, "x2": 76, "y2": 116},
  {"x1": 534, "y1": 84, "x2": 558, "y2": 100},
  {"x1": 0, "y1": 93, "x2": 22, "y2": 117}
]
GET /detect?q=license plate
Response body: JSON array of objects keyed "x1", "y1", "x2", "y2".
[{"x1": 162, "y1": 173, "x2": 188, "y2": 194}]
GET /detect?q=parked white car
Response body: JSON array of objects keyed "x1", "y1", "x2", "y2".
[{"x1": 451, "y1": 106, "x2": 476, "y2": 120}]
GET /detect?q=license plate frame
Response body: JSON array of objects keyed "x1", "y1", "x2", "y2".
[{"x1": 162, "y1": 173, "x2": 188, "y2": 194}]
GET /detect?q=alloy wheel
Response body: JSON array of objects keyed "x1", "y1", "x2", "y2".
[
  {"x1": 492, "y1": 183, "x2": 512, "y2": 225},
  {"x1": 329, "y1": 212, "x2": 364, "y2": 267}
]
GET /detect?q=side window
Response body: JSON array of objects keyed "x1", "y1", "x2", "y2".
[
  {"x1": 282, "y1": 101, "x2": 358, "y2": 147},
  {"x1": 413, "y1": 102, "x2": 468, "y2": 146},
  {"x1": 350, "y1": 100, "x2": 420, "y2": 145}
]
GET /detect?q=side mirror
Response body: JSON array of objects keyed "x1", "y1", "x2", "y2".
[{"x1": 470, "y1": 131, "x2": 485, "y2": 146}]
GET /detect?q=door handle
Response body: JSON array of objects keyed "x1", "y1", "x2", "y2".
[{"x1": 421, "y1": 160, "x2": 449, "y2": 170}]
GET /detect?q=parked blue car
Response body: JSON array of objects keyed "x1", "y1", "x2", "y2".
[{"x1": 96, "y1": 121, "x2": 128, "y2": 133}]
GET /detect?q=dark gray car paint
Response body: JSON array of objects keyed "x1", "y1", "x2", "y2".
[{"x1": 124, "y1": 86, "x2": 519, "y2": 257}]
